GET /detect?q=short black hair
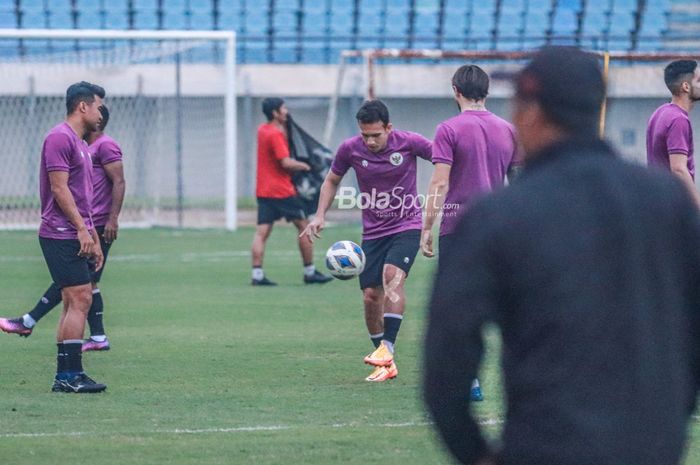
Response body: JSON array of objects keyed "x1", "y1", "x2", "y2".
[
  {"x1": 66, "y1": 81, "x2": 105, "y2": 115},
  {"x1": 452, "y1": 64, "x2": 489, "y2": 101},
  {"x1": 515, "y1": 46, "x2": 604, "y2": 136},
  {"x1": 664, "y1": 60, "x2": 698, "y2": 96},
  {"x1": 99, "y1": 105, "x2": 110, "y2": 131},
  {"x1": 262, "y1": 97, "x2": 285, "y2": 121},
  {"x1": 355, "y1": 99, "x2": 390, "y2": 126}
]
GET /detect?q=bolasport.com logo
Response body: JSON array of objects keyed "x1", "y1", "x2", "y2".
[{"x1": 335, "y1": 186, "x2": 460, "y2": 218}]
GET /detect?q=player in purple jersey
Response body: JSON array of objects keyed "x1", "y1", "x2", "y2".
[
  {"x1": 301, "y1": 100, "x2": 432, "y2": 382},
  {"x1": 0, "y1": 82, "x2": 107, "y2": 393},
  {"x1": 421, "y1": 65, "x2": 521, "y2": 401},
  {"x1": 0, "y1": 106, "x2": 125, "y2": 354},
  {"x1": 646, "y1": 59, "x2": 700, "y2": 208}
]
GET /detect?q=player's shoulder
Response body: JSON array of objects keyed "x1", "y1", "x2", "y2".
[
  {"x1": 44, "y1": 123, "x2": 77, "y2": 148},
  {"x1": 391, "y1": 129, "x2": 430, "y2": 146},
  {"x1": 337, "y1": 135, "x2": 362, "y2": 153}
]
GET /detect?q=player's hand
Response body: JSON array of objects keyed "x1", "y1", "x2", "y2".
[
  {"x1": 300, "y1": 217, "x2": 325, "y2": 242},
  {"x1": 93, "y1": 243, "x2": 104, "y2": 272},
  {"x1": 103, "y1": 218, "x2": 119, "y2": 243},
  {"x1": 77, "y1": 228, "x2": 95, "y2": 257},
  {"x1": 301, "y1": 162, "x2": 311, "y2": 172},
  {"x1": 420, "y1": 228, "x2": 434, "y2": 258}
]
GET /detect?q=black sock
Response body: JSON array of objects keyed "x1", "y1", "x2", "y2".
[
  {"x1": 56, "y1": 343, "x2": 67, "y2": 374},
  {"x1": 63, "y1": 341, "x2": 84, "y2": 374},
  {"x1": 28, "y1": 283, "x2": 62, "y2": 323},
  {"x1": 87, "y1": 290, "x2": 105, "y2": 337},
  {"x1": 383, "y1": 314, "x2": 403, "y2": 345},
  {"x1": 370, "y1": 333, "x2": 383, "y2": 348}
]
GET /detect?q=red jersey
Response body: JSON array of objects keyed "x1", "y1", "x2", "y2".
[{"x1": 256, "y1": 122, "x2": 296, "y2": 198}]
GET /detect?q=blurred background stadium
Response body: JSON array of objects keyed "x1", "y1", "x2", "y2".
[{"x1": 0, "y1": 0, "x2": 699, "y2": 229}]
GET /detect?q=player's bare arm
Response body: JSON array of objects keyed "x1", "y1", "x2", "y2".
[
  {"x1": 103, "y1": 160, "x2": 126, "y2": 243},
  {"x1": 279, "y1": 156, "x2": 311, "y2": 173},
  {"x1": 300, "y1": 171, "x2": 343, "y2": 241},
  {"x1": 48, "y1": 170, "x2": 95, "y2": 257},
  {"x1": 669, "y1": 153, "x2": 700, "y2": 209},
  {"x1": 421, "y1": 163, "x2": 451, "y2": 258}
]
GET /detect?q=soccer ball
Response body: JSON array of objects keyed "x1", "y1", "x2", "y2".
[{"x1": 325, "y1": 240, "x2": 366, "y2": 280}]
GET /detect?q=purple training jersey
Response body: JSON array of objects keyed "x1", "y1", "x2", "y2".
[
  {"x1": 647, "y1": 103, "x2": 695, "y2": 179},
  {"x1": 331, "y1": 130, "x2": 432, "y2": 240},
  {"x1": 432, "y1": 110, "x2": 520, "y2": 236},
  {"x1": 39, "y1": 122, "x2": 94, "y2": 240},
  {"x1": 89, "y1": 134, "x2": 123, "y2": 227}
]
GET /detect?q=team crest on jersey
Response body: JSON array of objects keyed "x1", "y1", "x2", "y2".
[
  {"x1": 390, "y1": 152, "x2": 404, "y2": 166},
  {"x1": 361, "y1": 159, "x2": 369, "y2": 168}
]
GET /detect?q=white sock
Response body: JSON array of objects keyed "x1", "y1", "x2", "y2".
[
  {"x1": 383, "y1": 340, "x2": 395, "y2": 354},
  {"x1": 303, "y1": 264, "x2": 315, "y2": 277},
  {"x1": 471, "y1": 378, "x2": 480, "y2": 389},
  {"x1": 90, "y1": 335, "x2": 107, "y2": 342},
  {"x1": 252, "y1": 268, "x2": 264, "y2": 281},
  {"x1": 22, "y1": 314, "x2": 36, "y2": 328}
]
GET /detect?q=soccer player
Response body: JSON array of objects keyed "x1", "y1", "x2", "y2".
[
  {"x1": 36, "y1": 81, "x2": 107, "y2": 392},
  {"x1": 647, "y1": 59, "x2": 700, "y2": 208},
  {"x1": 421, "y1": 65, "x2": 521, "y2": 401},
  {"x1": 301, "y1": 99, "x2": 432, "y2": 382},
  {"x1": 251, "y1": 97, "x2": 332, "y2": 286},
  {"x1": 0, "y1": 105, "x2": 125, "y2": 353}
]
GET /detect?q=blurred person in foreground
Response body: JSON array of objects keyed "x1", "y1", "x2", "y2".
[{"x1": 424, "y1": 46, "x2": 700, "y2": 465}]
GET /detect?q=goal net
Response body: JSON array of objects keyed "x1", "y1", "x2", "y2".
[{"x1": 0, "y1": 29, "x2": 237, "y2": 230}]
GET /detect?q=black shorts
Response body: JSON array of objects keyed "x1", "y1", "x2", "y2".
[
  {"x1": 438, "y1": 233, "x2": 458, "y2": 265},
  {"x1": 89, "y1": 226, "x2": 113, "y2": 283},
  {"x1": 39, "y1": 237, "x2": 92, "y2": 288},
  {"x1": 257, "y1": 196, "x2": 307, "y2": 225},
  {"x1": 359, "y1": 229, "x2": 420, "y2": 290}
]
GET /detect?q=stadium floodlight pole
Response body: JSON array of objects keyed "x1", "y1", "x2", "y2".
[{"x1": 0, "y1": 28, "x2": 238, "y2": 230}]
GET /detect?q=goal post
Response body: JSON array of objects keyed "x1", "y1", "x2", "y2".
[{"x1": 0, "y1": 29, "x2": 238, "y2": 230}]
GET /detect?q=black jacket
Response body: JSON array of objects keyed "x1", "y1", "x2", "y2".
[{"x1": 424, "y1": 138, "x2": 700, "y2": 465}]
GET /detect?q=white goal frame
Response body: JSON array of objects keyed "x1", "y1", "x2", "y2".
[{"x1": 0, "y1": 29, "x2": 238, "y2": 230}]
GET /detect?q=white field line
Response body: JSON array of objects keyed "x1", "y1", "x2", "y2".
[{"x1": 0, "y1": 418, "x2": 503, "y2": 439}]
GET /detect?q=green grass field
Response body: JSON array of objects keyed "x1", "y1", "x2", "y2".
[{"x1": 0, "y1": 226, "x2": 698, "y2": 465}]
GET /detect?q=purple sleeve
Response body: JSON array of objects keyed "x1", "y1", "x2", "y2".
[
  {"x1": 667, "y1": 118, "x2": 692, "y2": 156},
  {"x1": 99, "y1": 140, "x2": 123, "y2": 165},
  {"x1": 411, "y1": 132, "x2": 433, "y2": 161},
  {"x1": 44, "y1": 133, "x2": 73, "y2": 172},
  {"x1": 431, "y1": 124, "x2": 455, "y2": 166},
  {"x1": 331, "y1": 141, "x2": 351, "y2": 176}
]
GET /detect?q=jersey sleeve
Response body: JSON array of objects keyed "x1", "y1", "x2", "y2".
[
  {"x1": 270, "y1": 130, "x2": 291, "y2": 161},
  {"x1": 99, "y1": 140, "x2": 124, "y2": 165},
  {"x1": 43, "y1": 133, "x2": 73, "y2": 172},
  {"x1": 667, "y1": 117, "x2": 692, "y2": 156},
  {"x1": 330, "y1": 141, "x2": 351, "y2": 176},
  {"x1": 411, "y1": 132, "x2": 433, "y2": 161},
  {"x1": 431, "y1": 123, "x2": 455, "y2": 166}
]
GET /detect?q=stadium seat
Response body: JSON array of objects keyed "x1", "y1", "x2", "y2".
[
  {"x1": 443, "y1": 12, "x2": 467, "y2": 38},
  {"x1": 275, "y1": 0, "x2": 300, "y2": 10},
  {"x1": 329, "y1": 9, "x2": 353, "y2": 36},
  {"x1": 413, "y1": 10, "x2": 438, "y2": 36},
  {"x1": 357, "y1": 12, "x2": 382, "y2": 35},
  {"x1": 635, "y1": 36, "x2": 662, "y2": 51},
  {"x1": 132, "y1": 0, "x2": 158, "y2": 9},
  {"x1": 46, "y1": 0, "x2": 72, "y2": 12},
  {"x1": 218, "y1": 12, "x2": 241, "y2": 31},
  {"x1": 301, "y1": 10, "x2": 327, "y2": 37},
  {"x1": 498, "y1": 11, "x2": 524, "y2": 37},
  {"x1": 244, "y1": 11, "x2": 269, "y2": 35},
  {"x1": 608, "y1": 11, "x2": 634, "y2": 35},
  {"x1": 242, "y1": 41, "x2": 268, "y2": 63},
  {"x1": 582, "y1": 11, "x2": 608, "y2": 35},
  {"x1": 188, "y1": 0, "x2": 213, "y2": 13},
  {"x1": 551, "y1": 8, "x2": 578, "y2": 35},
  {"x1": 20, "y1": 9, "x2": 46, "y2": 28},
  {"x1": 189, "y1": 11, "x2": 213, "y2": 29},
  {"x1": 133, "y1": 10, "x2": 159, "y2": 29},
  {"x1": 0, "y1": 11, "x2": 17, "y2": 28},
  {"x1": 272, "y1": 42, "x2": 299, "y2": 63},
  {"x1": 162, "y1": 0, "x2": 186, "y2": 9},
  {"x1": 49, "y1": 11, "x2": 75, "y2": 28},
  {"x1": 523, "y1": 9, "x2": 549, "y2": 35},
  {"x1": 500, "y1": 0, "x2": 526, "y2": 11},
  {"x1": 78, "y1": 10, "x2": 103, "y2": 29},
  {"x1": 611, "y1": 0, "x2": 637, "y2": 12},
  {"x1": 162, "y1": 11, "x2": 187, "y2": 29},
  {"x1": 300, "y1": 40, "x2": 326, "y2": 63},
  {"x1": 273, "y1": 10, "x2": 299, "y2": 33},
  {"x1": 386, "y1": 0, "x2": 410, "y2": 9},
  {"x1": 103, "y1": 11, "x2": 129, "y2": 29},
  {"x1": 385, "y1": 9, "x2": 409, "y2": 36},
  {"x1": 469, "y1": 9, "x2": 495, "y2": 37}
]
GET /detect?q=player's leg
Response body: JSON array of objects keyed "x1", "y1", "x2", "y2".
[
  {"x1": 84, "y1": 230, "x2": 111, "y2": 351},
  {"x1": 0, "y1": 283, "x2": 63, "y2": 337},
  {"x1": 363, "y1": 286, "x2": 384, "y2": 347},
  {"x1": 291, "y1": 217, "x2": 332, "y2": 284},
  {"x1": 40, "y1": 237, "x2": 106, "y2": 393},
  {"x1": 251, "y1": 198, "x2": 278, "y2": 286},
  {"x1": 364, "y1": 231, "x2": 419, "y2": 367}
]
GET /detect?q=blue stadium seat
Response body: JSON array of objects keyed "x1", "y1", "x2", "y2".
[
  {"x1": 162, "y1": 11, "x2": 187, "y2": 29},
  {"x1": 500, "y1": 0, "x2": 526, "y2": 11},
  {"x1": 21, "y1": 0, "x2": 47, "y2": 12},
  {"x1": 49, "y1": 11, "x2": 75, "y2": 28},
  {"x1": 413, "y1": 10, "x2": 438, "y2": 35},
  {"x1": 273, "y1": 10, "x2": 298, "y2": 33},
  {"x1": 303, "y1": 0, "x2": 329, "y2": 10},
  {"x1": 551, "y1": 8, "x2": 578, "y2": 35},
  {"x1": 133, "y1": 10, "x2": 159, "y2": 29},
  {"x1": 469, "y1": 10, "x2": 495, "y2": 37},
  {"x1": 608, "y1": 11, "x2": 634, "y2": 35},
  {"x1": 386, "y1": 0, "x2": 410, "y2": 9},
  {"x1": 46, "y1": 0, "x2": 72, "y2": 12},
  {"x1": 242, "y1": 41, "x2": 268, "y2": 63},
  {"x1": 20, "y1": 9, "x2": 46, "y2": 28},
  {"x1": 357, "y1": 12, "x2": 381, "y2": 35},
  {"x1": 302, "y1": 10, "x2": 327, "y2": 37},
  {"x1": 218, "y1": 12, "x2": 241, "y2": 31},
  {"x1": 162, "y1": 0, "x2": 186, "y2": 10},
  {"x1": 275, "y1": 0, "x2": 300, "y2": 10},
  {"x1": 329, "y1": 9, "x2": 353, "y2": 35},
  {"x1": 611, "y1": 0, "x2": 637, "y2": 12},
  {"x1": 244, "y1": 11, "x2": 269, "y2": 35},
  {"x1": 636, "y1": 37, "x2": 662, "y2": 51},
  {"x1": 558, "y1": 0, "x2": 581, "y2": 9},
  {"x1": 133, "y1": 0, "x2": 158, "y2": 9},
  {"x1": 498, "y1": 11, "x2": 523, "y2": 36},
  {"x1": 272, "y1": 42, "x2": 299, "y2": 63},
  {"x1": 189, "y1": 11, "x2": 213, "y2": 29},
  {"x1": 188, "y1": 0, "x2": 213, "y2": 12},
  {"x1": 523, "y1": 10, "x2": 549, "y2": 35},
  {"x1": 300, "y1": 41, "x2": 326, "y2": 64},
  {"x1": 384, "y1": 9, "x2": 408, "y2": 36},
  {"x1": 103, "y1": 11, "x2": 129, "y2": 29},
  {"x1": 582, "y1": 11, "x2": 608, "y2": 35},
  {"x1": 78, "y1": 10, "x2": 103, "y2": 29},
  {"x1": 0, "y1": 11, "x2": 17, "y2": 28},
  {"x1": 443, "y1": 11, "x2": 467, "y2": 38}
]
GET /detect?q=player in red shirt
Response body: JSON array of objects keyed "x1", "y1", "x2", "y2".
[{"x1": 251, "y1": 98, "x2": 331, "y2": 286}]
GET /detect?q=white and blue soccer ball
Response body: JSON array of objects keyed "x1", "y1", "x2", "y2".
[{"x1": 325, "y1": 240, "x2": 366, "y2": 280}]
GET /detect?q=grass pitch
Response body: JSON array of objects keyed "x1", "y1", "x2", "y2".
[{"x1": 0, "y1": 226, "x2": 697, "y2": 465}]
